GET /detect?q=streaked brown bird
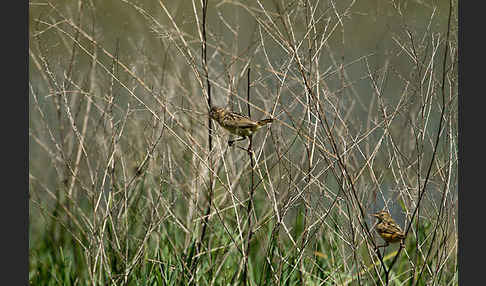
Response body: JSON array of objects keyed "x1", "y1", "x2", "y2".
[
  {"x1": 371, "y1": 210, "x2": 406, "y2": 248},
  {"x1": 209, "y1": 106, "x2": 273, "y2": 146}
]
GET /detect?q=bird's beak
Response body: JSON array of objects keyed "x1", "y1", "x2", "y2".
[{"x1": 370, "y1": 213, "x2": 379, "y2": 218}]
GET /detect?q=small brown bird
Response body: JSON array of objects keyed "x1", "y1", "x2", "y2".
[
  {"x1": 209, "y1": 106, "x2": 274, "y2": 146},
  {"x1": 371, "y1": 210, "x2": 406, "y2": 248}
]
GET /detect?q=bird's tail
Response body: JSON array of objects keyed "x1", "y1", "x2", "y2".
[{"x1": 257, "y1": 118, "x2": 274, "y2": 126}]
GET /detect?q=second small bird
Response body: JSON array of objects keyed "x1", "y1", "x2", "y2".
[{"x1": 371, "y1": 210, "x2": 406, "y2": 248}]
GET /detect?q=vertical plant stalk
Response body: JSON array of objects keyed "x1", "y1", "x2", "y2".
[
  {"x1": 242, "y1": 68, "x2": 255, "y2": 285},
  {"x1": 299, "y1": 2, "x2": 314, "y2": 283},
  {"x1": 191, "y1": 0, "x2": 212, "y2": 277}
]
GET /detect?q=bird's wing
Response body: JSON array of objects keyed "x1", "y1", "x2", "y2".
[
  {"x1": 383, "y1": 223, "x2": 405, "y2": 236},
  {"x1": 223, "y1": 117, "x2": 258, "y2": 128}
]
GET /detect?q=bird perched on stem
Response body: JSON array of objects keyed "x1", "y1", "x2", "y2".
[
  {"x1": 209, "y1": 106, "x2": 273, "y2": 147},
  {"x1": 371, "y1": 210, "x2": 406, "y2": 248}
]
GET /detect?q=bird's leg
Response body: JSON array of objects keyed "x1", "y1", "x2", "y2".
[
  {"x1": 246, "y1": 135, "x2": 253, "y2": 155},
  {"x1": 228, "y1": 136, "x2": 247, "y2": 146},
  {"x1": 375, "y1": 242, "x2": 389, "y2": 252}
]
